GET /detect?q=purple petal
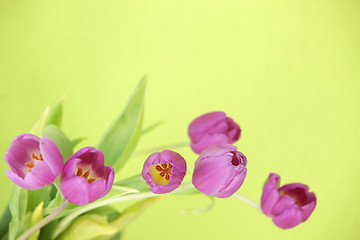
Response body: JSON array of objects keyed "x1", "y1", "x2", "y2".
[
  {"x1": 192, "y1": 156, "x2": 234, "y2": 196},
  {"x1": 61, "y1": 177, "x2": 90, "y2": 205},
  {"x1": 261, "y1": 173, "x2": 281, "y2": 216},
  {"x1": 225, "y1": 117, "x2": 241, "y2": 142},
  {"x1": 159, "y1": 150, "x2": 187, "y2": 173},
  {"x1": 26, "y1": 161, "x2": 56, "y2": 186},
  {"x1": 271, "y1": 195, "x2": 297, "y2": 216},
  {"x1": 190, "y1": 134, "x2": 230, "y2": 154},
  {"x1": 67, "y1": 146, "x2": 96, "y2": 162},
  {"x1": 214, "y1": 166, "x2": 247, "y2": 198},
  {"x1": 88, "y1": 179, "x2": 107, "y2": 203},
  {"x1": 40, "y1": 136, "x2": 63, "y2": 177},
  {"x1": 61, "y1": 158, "x2": 81, "y2": 180},
  {"x1": 188, "y1": 112, "x2": 227, "y2": 141},
  {"x1": 196, "y1": 143, "x2": 237, "y2": 160},
  {"x1": 272, "y1": 208, "x2": 303, "y2": 229},
  {"x1": 5, "y1": 145, "x2": 31, "y2": 178},
  {"x1": 300, "y1": 192, "x2": 316, "y2": 221},
  {"x1": 5, "y1": 169, "x2": 34, "y2": 190},
  {"x1": 101, "y1": 165, "x2": 114, "y2": 198}
]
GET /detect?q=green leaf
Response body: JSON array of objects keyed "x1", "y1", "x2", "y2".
[
  {"x1": 141, "y1": 120, "x2": 164, "y2": 135},
  {"x1": 57, "y1": 214, "x2": 117, "y2": 240},
  {"x1": 109, "y1": 197, "x2": 158, "y2": 232},
  {"x1": 97, "y1": 76, "x2": 146, "y2": 172},
  {"x1": 44, "y1": 125, "x2": 73, "y2": 160},
  {"x1": 46, "y1": 95, "x2": 66, "y2": 128},
  {"x1": 8, "y1": 186, "x2": 28, "y2": 240},
  {"x1": 38, "y1": 219, "x2": 58, "y2": 240},
  {"x1": 27, "y1": 186, "x2": 51, "y2": 212},
  {"x1": 115, "y1": 174, "x2": 150, "y2": 193},
  {"x1": 0, "y1": 204, "x2": 11, "y2": 238},
  {"x1": 46, "y1": 192, "x2": 63, "y2": 214},
  {"x1": 30, "y1": 107, "x2": 50, "y2": 137},
  {"x1": 70, "y1": 137, "x2": 87, "y2": 148},
  {"x1": 28, "y1": 201, "x2": 44, "y2": 240}
]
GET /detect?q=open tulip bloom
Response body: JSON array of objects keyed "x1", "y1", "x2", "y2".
[{"x1": 1, "y1": 79, "x2": 317, "y2": 240}]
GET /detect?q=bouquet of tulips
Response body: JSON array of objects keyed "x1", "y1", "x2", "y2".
[{"x1": 0, "y1": 77, "x2": 317, "y2": 240}]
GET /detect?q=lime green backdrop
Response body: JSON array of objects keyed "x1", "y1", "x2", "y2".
[{"x1": 0, "y1": 0, "x2": 359, "y2": 239}]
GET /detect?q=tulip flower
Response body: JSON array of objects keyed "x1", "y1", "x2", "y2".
[
  {"x1": 188, "y1": 111, "x2": 241, "y2": 154},
  {"x1": 142, "y1": 150, "x2": 187, "y2": 194},
  {"x1": 192, "y1": 143, "x2": 247, "y2": 198},
  {"x1": 5, "y1": 134, "x2": 63, "y2": 190},
  {"x1": 61, "y1": 147, "x2": 114, "y2": 205},
  {"x1": 261, "y1": 173, "x2": 317, "y2": 229}
]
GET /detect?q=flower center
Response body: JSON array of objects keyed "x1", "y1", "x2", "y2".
[
  {"x1": 25, "y1": 153, "x2": 43, "y2": 172},
  {"x1": 148, "y1": 163, "x2": 173, "y2": 186},
  {"x1": 75, "y1": 167, "x2": 96, "y2": 183}
]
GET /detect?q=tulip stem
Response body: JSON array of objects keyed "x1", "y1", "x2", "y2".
[
  {"x1": 17, "y1": 200, "x2": 70, "y2": 240},
  {"x1": 133, "y1": 141, "x2": 190, "y2": 157},
  {"x1": 232, "y1": 193, "x2": 261, "y2": 212},
  {"x1": 54, "y1": 183, "x2": 194, "y2": 238},
  {"x1": 53, "y1": 179, "x2": 63, "y2": 197}
]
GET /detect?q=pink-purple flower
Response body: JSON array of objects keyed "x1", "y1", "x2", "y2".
[
  {"x1": 188, "y1": 112, "x2": 241, "y2": 154},
  {"x1": 142, "y1": 150, "x2": 187, "y2": 194},
  {"x1": 5, "y1": 134, "x2": 64, "y2": 190},
  {"x1": 192, "y1": 143, "x2": 247, "y2": 198},
  {"x1": 261, "y1": 173, "x2": 317, "y2": 229},
  {"x1": 60, "y1": 147, "x2": 114, "y2": 205}
]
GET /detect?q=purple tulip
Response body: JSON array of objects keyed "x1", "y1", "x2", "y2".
[
  {"x1": 188, "y1": 112, "x2": 241, "y2": 154},
  {"x1": 60, "y1": 147, "x2": 114, "y2": 205},
  {"x1": 261, "y1": 173, "x2": 317, "y2": 229},
  {"x1": 192, "y1": 143, "x2": 247, "y2": 198},
  {"x1": 142, "y1": 150, "x2": 187, "y2": 194},
  {"x1": 5, "y1": 134, "x2": 63, "y2": 190}
]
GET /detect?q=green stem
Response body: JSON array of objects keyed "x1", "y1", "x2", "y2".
[
  {"x1": 17, "y1": 200, "x2": 69, "y2": 240},
  {"x1": 54, "y1": 183, "x2": 194, "y2": 238},
  {"x1": 52, "y1": 179, "x2": 63, "y2": 197},
  {"x1": 232, "y1": 193, "x2": 261, "y2": 211}
]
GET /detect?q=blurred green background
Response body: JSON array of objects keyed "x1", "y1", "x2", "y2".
[{"x1": 0, "y1": 0, "x2": 359, "y2": 239}]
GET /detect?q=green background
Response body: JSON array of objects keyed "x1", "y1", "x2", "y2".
[{"x1": 0, "y1": 0, "x2": 359, "y2": 239}]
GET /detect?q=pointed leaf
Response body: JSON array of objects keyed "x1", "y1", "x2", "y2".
[
  {"x1": 109, "y1": 197, "x2": 158, "y2": 232},
  {"x1": 28, "y1": 201, "x2": 44, "y2": 240},
  {"x1": 57, "y1": 214, "x2": 117, "y2": 240},
  {"x1": 44, "y1": 125, "x2": 73, "y2": 160},
  {"x1": 70, "y1": 137, "x2": 87, "y2": 148},
  {"x1": 0, "y1": 204, "x2": 11, "y2": 238},
  {"x1": 141, "y1": 120, "x2": 164, "y2": 135},
  {"x1": 97, "y1": 76, "x2": 146, "y2": 172},
  {"x1": 8, "y1": 186, "x2": 28, "y2": 240},
  {"x1": 30, "y1": 107, "x2": 50, "y2": 137},
  {"x1": 46, "y1": 95, "x2": 66, "y2": 128}
]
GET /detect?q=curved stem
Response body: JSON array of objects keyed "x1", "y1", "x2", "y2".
[
  {"x1": 17, "y1": 200, "x2": 69, "y2": 240},
  {"x1": 54, "y1": 183, "x2": 194, "y2": 238},
  {"x1": 232, "y1": 193, "x2": 261, "y2": 212},
  {"x1": 52, "y1": 179, "x2": 63, "y2": 198}
]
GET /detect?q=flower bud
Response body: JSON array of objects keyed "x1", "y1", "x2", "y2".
[
  {"x1": 142, "y1": 150, "x2": 187, "y2": 194},
  {"x1": 188, "y1": 112, "x2": 241, "y2": 154},
  {"x1": 61, "y1": 147, "x2": 114, "y2": 205},
  {"x1": 261, "y1": 173, "x2": 317, "y2": 229},
  {"x1": 192, "y1": 144, "x2": 247, "y2": 198},
  {"x1": 5, "y1": 134, "x2": 63, "y2": 190}
]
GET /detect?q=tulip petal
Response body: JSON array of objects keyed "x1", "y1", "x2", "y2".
[
  {"x1": 214, "y1": 166, "x2": 247, "y2": 198},
  {"x1": 101, "y1": 165, "x2": 115, "y2": 198},
  {"x1": 61, "y1": 177, "x2": 90, "y2": 205},
  {"x1": 191, "y1": 134, "x2": 230, "y2": 154},
  {"x1": 26, "y1": 161, "x2": 56, "y2": 186},
  {"x1": 272, "y1": 208, "x2": 302, "y2": 229},
  {"x1": 5, "y1": 169, "x2": 34, "y2": 190},
  {"x1": 40, "y1": 136, "x2": 63, "y2": 177},
  {"x1": 88, "y1": 179, "x2": 107, "y2": 203},
  {"x1": 192, "y1": 156, "x2": 234, "y2": 196},
  {"x1": 188, "y1": 112, "x2": 227, "y2": 141},
  {"x1": 261, "y1": 173, "x2": 281, "y2": 216}
]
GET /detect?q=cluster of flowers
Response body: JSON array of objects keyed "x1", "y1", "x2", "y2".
[{"x1": 4, "y1": 111, "x2": 316, "y2": 229}]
